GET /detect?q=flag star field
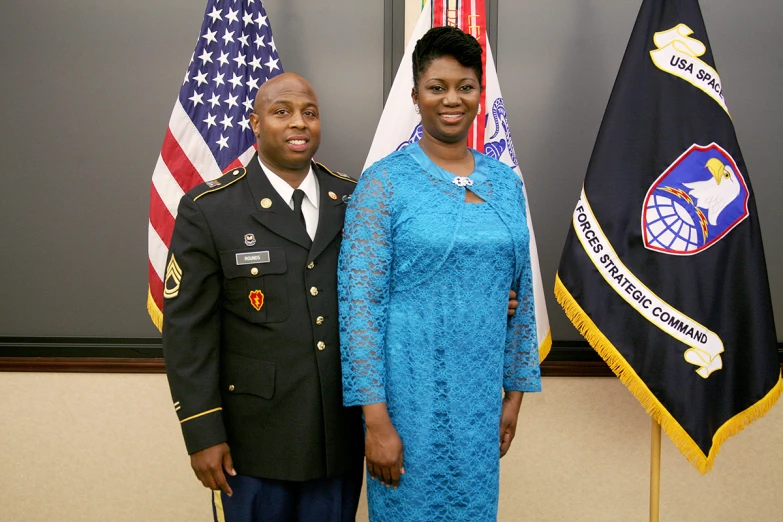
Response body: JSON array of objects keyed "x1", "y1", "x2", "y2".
[{"x1": 180, "y1": 0, "x2": 281, "y2": 170}]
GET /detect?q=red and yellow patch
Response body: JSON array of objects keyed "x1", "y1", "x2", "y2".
[{"x1": 249, "y1": 290, "x2": 264, "y2": 311}]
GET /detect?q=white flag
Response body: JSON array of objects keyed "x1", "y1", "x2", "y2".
[{"x1": 363, "y1": 1, "x2": 552, "y2": 360}]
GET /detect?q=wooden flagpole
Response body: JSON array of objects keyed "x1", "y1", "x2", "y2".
[{"x1": 650, "y1": 419, "x2": 661, "y2": 522}]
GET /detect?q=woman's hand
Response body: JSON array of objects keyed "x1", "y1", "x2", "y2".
[
  {"x1": 499, "y1": 391, "x2": 524, "y2": 458},
  {"x1": 363, "y1": 403, "x2": 405, "y2": 488}
]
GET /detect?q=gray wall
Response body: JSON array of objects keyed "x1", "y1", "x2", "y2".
[
  {"x1": 0, "y1": 0, "x2": 779, "y2": 341},
  {"x1": 496, "y1": 0, "x2": 783, "y2": 341},
  {"x1": 0, "y1": 0, "x2": 383, "y2": 338}
]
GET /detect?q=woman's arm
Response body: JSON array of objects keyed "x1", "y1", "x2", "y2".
[
  {"x1": 500, "y1": 186, "x2": 542, "y2": 456},
  {"x1": 338, "y1": 165, "x2": 404, "y2": 485},
  {"x1": 338, "y1": 165, "x2": 394, "y2": 406}
]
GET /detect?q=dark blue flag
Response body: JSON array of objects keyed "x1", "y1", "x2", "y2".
[{"x1": 555, "y1": 0, "x2": 781, "y2": 473}]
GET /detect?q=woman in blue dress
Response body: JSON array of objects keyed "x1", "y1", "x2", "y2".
[{"x1": 338, "y1": 26, "x2": 541, "y2": 521}]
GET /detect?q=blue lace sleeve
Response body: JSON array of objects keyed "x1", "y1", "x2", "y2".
[
  {"x1": 504, "y1": 186, "x2": 542, "y2": 392},
  {"x1": 338, "y1": 164, "x2": 393, "y2": 406}
]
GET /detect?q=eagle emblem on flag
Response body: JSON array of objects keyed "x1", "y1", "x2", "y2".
[{"x1": 642, "y1": 143, "x2": 749, "y2": 255}]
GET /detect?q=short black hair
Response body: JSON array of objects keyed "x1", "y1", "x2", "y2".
[{"x1": 412, "y1": 26, "x2": 483, "y2": 90}]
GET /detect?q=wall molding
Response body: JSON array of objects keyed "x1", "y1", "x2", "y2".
[{"x1": 1, "y1": 337, "x2": 780, "y2": 377}]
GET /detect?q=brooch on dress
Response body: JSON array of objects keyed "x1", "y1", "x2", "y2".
[{"x1": 452, "y1": 176, "x2": 474, "y2": 187}]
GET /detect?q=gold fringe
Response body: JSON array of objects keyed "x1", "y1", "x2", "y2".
[
  {"x1": 147, "y1": 286, "x2": 163, "y2": 333},
  {"x1": 539, "y1": 330, "x2": 552, "y2": 363},
  {"x1": 554, "y1": 273, "x2": 782, "y2": 474}
]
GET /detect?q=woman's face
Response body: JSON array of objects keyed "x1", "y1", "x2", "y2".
[{"x1": 413, "y1": 55, "x2": 480, "y2": 145}]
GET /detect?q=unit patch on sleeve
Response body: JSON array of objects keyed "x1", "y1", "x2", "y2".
[{"x1": 163, "y1": 254, "x2": 183, "y2": 299}]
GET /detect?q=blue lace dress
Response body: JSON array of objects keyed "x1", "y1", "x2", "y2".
[{"x1": 338, "y1": 142, "x2": 541, "y2": 521}]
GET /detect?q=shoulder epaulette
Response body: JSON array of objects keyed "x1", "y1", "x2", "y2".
[
  {"x1": 192, "y1": 167, "x2": 247, "y2": 201},
  {"x1": 316, "y1": 161, "x2": 357, "y2": 184}
]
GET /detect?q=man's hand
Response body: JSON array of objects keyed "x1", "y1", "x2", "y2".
[
  {"x1": 190, "y1": 442, "x2": 236, "y2": 496},
  {"x1": 507, "y1": 289, "x2": 518, "y2": 316},
  {"x1": 499, "y1": 391, "x2": 524, "y2": 458}
]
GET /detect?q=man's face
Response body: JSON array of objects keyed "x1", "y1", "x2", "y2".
[{"x1": 250, "y1": 74, "x2": 321, "y2": 174}]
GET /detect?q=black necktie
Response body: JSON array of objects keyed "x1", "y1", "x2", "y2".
[{"x1": 292, "y1": 189, "x2": 309, "y2": 237}]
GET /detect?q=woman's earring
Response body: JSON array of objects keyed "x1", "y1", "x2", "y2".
[
  {"x1": 477, "y1": 103, "x2": 481, "y2": 114},
  {"x1": 414, "y1": 104, "x2": 420, "y2": 114}
]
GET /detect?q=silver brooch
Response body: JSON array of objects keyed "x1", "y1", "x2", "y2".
[{"x1": 452, "y1": 176, "x2": 474, "y2": 187}]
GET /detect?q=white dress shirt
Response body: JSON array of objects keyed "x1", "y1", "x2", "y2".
[{"x1": 259, "y1": 159, "x2": 320, "y2": 240}]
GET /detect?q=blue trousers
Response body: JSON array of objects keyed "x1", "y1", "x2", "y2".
[{"x1": 212, "y1": 470, "x2": 363, "y2": 522}]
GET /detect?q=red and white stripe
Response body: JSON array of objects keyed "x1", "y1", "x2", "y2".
[
  {"x1": 147, "y1": 99, "x2": 255, "y2": 329},
  {"x1": 431, "y1": 0, "x2": 487, "y2": 152}
]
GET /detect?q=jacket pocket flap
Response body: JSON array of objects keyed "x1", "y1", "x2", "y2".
[
  {"x1": 222, "y1": 352, "x2": 275, "y2": 399},
  {"x1": 219, "y1": 247, "x2": 287, "y2": 279}
]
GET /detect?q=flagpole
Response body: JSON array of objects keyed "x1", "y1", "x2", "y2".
[{"x1": 650, "y1": 419, "x2": 661, "y2": 522}]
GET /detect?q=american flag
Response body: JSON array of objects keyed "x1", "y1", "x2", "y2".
[{"x1": 147, "y1": 0, "x2": 283, "y2": 330}]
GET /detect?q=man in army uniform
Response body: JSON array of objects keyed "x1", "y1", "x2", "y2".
[{"x1": 162, "y1": 73, "x2": 364, "y2": 521}]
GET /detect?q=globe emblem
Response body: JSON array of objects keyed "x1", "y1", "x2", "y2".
[
  {"x1": 643, "y1": 144, "x2": 750, "y2": 255},
  {"x1": 644, "y1": 192, "x2": 704, "y2": 253}
]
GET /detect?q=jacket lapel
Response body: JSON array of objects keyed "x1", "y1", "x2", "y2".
[
  {"x1": 308, "y1": 163, "x2": 348, "y2": 262},
  {"x1": 245, "y1": 159, "x2": 312, "y2": 250}
]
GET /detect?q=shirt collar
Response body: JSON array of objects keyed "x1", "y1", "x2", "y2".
[{"x1": 258, "y1": 158, "x2": 319, "y2": 209}]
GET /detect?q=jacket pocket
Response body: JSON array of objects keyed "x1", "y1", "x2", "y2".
[
  {"x1": 219, "y1": 247, "x2": 289, "y2": 323},
  {"x1": 221, "y1": 351, "x2": 275, "y2": 399}
]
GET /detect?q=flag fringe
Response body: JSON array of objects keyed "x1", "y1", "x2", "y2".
[
  {"x1": 539, "y1": 330, "x2": 552, "y2": 363},
  {"x1": 554, "y1": 273, "x2": 782, "y2": 474},
  {"x1": 147, "y1": 287, "x2": 163, "y2": 333}
]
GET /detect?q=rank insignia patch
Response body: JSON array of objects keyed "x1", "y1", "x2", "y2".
[
  {"x1": 164, "y1": 254, "x2": 183, "y2": 299},
  {"x1": 249, "y1": 290, "x2": 264, "y2": 311},
  {"x1": 642, "y1": 143, "x2": 749, "y2": 255}
]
